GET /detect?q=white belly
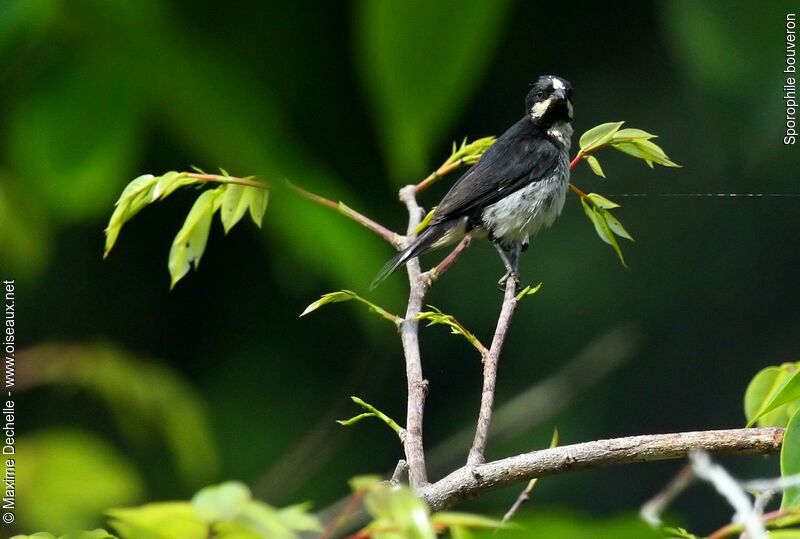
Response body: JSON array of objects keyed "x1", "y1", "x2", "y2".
[{"x1": 481, "y1": 178, "x2": 568, "y2": 245}]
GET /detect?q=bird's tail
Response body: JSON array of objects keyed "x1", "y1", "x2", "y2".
[{"x1": 370, "y1": 224, "x2": 450, "y2": 289}]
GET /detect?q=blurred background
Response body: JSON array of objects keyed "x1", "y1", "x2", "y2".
[{"x1": 1, "y1": 0, "x2": 799, "y2": 536}]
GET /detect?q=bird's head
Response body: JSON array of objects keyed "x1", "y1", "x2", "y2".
[{"x1": 525, "y1": 75, "x2": 573, "y2": 126}]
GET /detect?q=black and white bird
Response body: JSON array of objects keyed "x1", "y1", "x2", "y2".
[{"x1": 372, "y1": 75, "x2": 574, "y2": 288}]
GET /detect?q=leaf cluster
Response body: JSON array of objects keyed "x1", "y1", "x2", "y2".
[
  {"x1": 13, "y1": 482, "x2": 321, "y2": 539},
  {"x1": 104, "y1": 171, "x2": 268, "y2": 288},
  {"x1": 444, "y1": 136, "x2": 497, "y2": 167},
  {"x1": 578, "y1": 122, "x2": 681, "y2": 170},
  {"x1": 417, "y1": 306, "x2": 484, "y2": 353},
  {"x1": 572, "y1": 122, "x2": 679, "y2": 265}
]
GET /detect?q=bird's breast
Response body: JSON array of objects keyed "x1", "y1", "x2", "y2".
[{"x1": 480, "y1": 158, "x2": 569, "y2": 246}]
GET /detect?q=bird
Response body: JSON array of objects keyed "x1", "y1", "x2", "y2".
[{"x1": 371, "y1": 75, "x2": 574, "y2": 289}]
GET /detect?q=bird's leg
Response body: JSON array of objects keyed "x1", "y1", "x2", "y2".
[{"x1": 494, "y1": 242, "x2": 521, "y2": 288}]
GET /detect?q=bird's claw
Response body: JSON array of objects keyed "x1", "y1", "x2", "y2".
[{"x1": 497, "y1": 271, "x2": 518, "y2": 290}]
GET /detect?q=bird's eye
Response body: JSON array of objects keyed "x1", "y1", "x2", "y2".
[{"x1": 536, "y1": 91, "x2": 546, "y2": 99}]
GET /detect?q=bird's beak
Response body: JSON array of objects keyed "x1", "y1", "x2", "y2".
[{"x1": 552, "y1": 89, "x2": 567, "y2": 103}]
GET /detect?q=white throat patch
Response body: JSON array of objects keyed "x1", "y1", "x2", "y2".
[{"x1": 530, "y1": 98, "x2": 551, "y2": 119}]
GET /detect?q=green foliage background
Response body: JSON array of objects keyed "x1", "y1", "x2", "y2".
[{"x1": 1, "y1": 0, "x2": 798, "y2": 536}]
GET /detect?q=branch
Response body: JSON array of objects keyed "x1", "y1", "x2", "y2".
[
  {"x1": 398, "y1": 184, "x2": 430, "y2": 489},
  {"x1": 420, "y1": 427, "x2": 784, "y2": 511},
  {"x1": 416, "y1": 159, "x2": 466, "y2": 193},
  {"x1": 467, "y1": 274, "x2": 520, "y2": 465},
  {"x1": 640, "y1": 464, "x2": 694, "y2": 526},
  {"x1": 288, "y1": 181, "x2": 403, "y2": 248},
  {"x1": 425, "y1": 236, "x2": 472, "y2": 284}
]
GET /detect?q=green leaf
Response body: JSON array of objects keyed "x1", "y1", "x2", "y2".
[
  {"x1": 11, "y1": 533, "x2": 117, "y2": 539},
  {"x1": 108, "y1": 502, "x2": 207, "y2": 539},
  {"x1": 414, "y1": 206, "x2": 438, "y2": 235},
  {"x1": 104, "y1": 174, "x2": 158, "y2": 257},
  {"x1": 782, "y1": 409, "x2": 800, "y2": 509},
  {"x1": 578, "y1": 122, "x2": 624, "y2": 152},
  {"x1": 336, "y1": 412, "x2": 376, "y2": 426},
  {"x1": 416, "y1": 306, "x2": 483, "y2": 352},
  {"x1": 586, "y1": 193, "x2": 620, "y2": 209},
  {"x1": 662, "y1": 527, "x2": 701, "y2": 539},
  {"x1": 153, "y1": 171, "x2": 192, "y2": 200},
  {"x1": 472, "y1": 511, "x2": 662, "y2": 538},
  {"x1": 355, "y1": 0, "x2": 512, "y2": 180},
  {"x1": 585, "y1": 155, "x2": 605, "y2": 178},
  {"x1": 349, "y1": 475, "x2": 383, "y2": 493},
  {"x1": 227, "y1": 500, "x2": 320, "y2": 539},
  {"x1": 300, "y1": 290, "x2": 357, "y2": 316},
  {"x1": 431, "y1": 512, "x2": 504, "y2": 530},
  {"x1": 603, "y1": 211, "x2": 634, "y2": 242},
  {"x1": 338, "y1": 396, "x2": 403, "y2": 437},
  {"x1": 610, "y1": 141, "x2": 651, "y2": 161},
  {"x1": 634, "y1": 139, "x2": 681, "y2": 168},
  {"x1": 445, "y1": 136, "x2": 497, "y2": 167},
  {"x1": 611, "y1": 128, "x2": 658, "y2": 141},
  {"x1": 272, "y1": 503, "x2": 322, "y2": 533},
  {"x1": 300, "y1": 290, "x2": 398, "y2": 322},
  {"x1": 363, "y1": 483, "x2": 435, "y2": 539},
  {"x1": 219, "y1": 184, "x2": 253, "y2": 234},
  {"x1": 746, "y1": 364, "x2": 800, "y2": 427},
  {"x1": 168, "y1": 188, "x2": 223, "y2": 288},
  {"x1": 580, "y1": 198, "x2": 626, "y2": 266},
  {"x1": 191, "y1": 482, "x2": 252, "y2": 523},
  {"x1": 248, "y1": 187, "x2": 269, "y2": 227},
  {"x1": 610, "y1": 140, "x2": 680, "y2": 168},
  {"x1": 767, "y1": 531, "x2": 800, "y2": 538},
  {"x1": 515, "y1": 283, "x2": 543, "y2": 301}
]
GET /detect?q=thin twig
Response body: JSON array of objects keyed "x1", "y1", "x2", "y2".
[
  {"x1": 707, "y1": 509, "x2": 793, "y2": 539},
  {"x1": 640, "y1": 464, "x2": 695, "y2": 526},
  {"x1": 425, "y1": 236, "x2": 472, "y2": 284},
  {"x1": 421, "y1": 428, "x2": 784, "y2": 511},
  {"x1": 568, "y1": 183, "x2": 589, "y2": 198},
  {"x1": 415, "y1": 159, "x2": 465, "y2": 193},
  {"x1": 398, "y1": 185, "x2": 430, "y2": 489},
  {"x1": 319, "y1": 489, "x2": 368, "y2": 539},
  {"x1": 390, "y1": 460, "x2": 409, "y2": 485},
  {"x1": 467, "y1": 273, "x2": 520, "y2": 465},
  {"x1": 501, "y1": 478, "x2": 539, "y2": 525},
  {"x1": 288, "y1": 182, "x2": 403, "y2": 247}
]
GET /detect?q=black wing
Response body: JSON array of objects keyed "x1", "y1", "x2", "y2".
[{"x1": 433, "y1": 119, "x2": 560, "y2": 223}]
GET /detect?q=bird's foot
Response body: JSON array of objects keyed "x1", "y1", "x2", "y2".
[{"x1": 497, "y1": 271, "x2": 519, "y2": 290}]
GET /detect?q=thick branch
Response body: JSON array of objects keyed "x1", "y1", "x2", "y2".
[
  {"x1": 398, "y1": 185, "x2": 430, "y2": 489},
  {"x1": 467, "y1": 274, "x2": 519, "y2": 465},
  {"x1": 422, "y1": 427, "x2": 784, "y2": 511}
]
